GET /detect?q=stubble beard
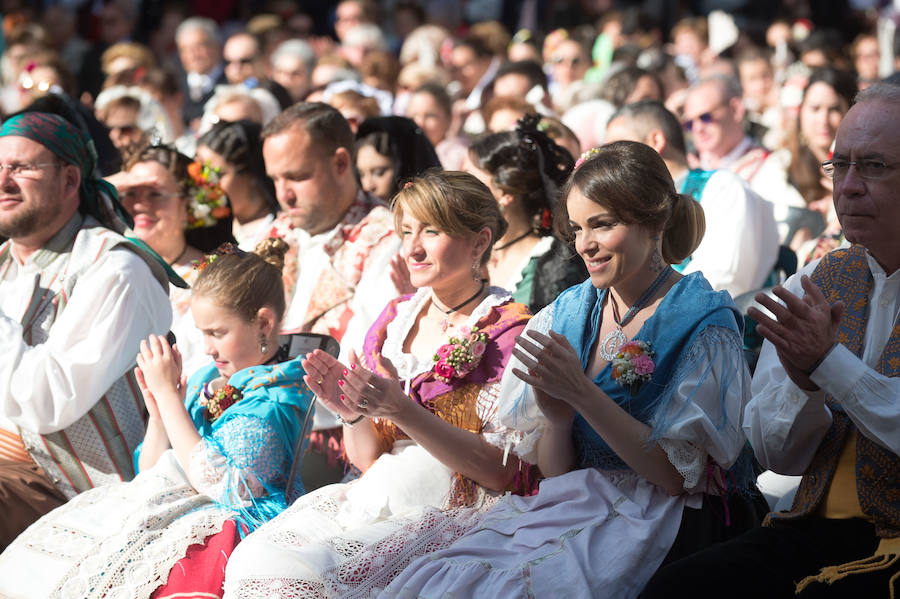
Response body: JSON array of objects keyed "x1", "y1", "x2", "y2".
[{"x1": 0, "y1": 196, "x2": 58, "y2": 240}]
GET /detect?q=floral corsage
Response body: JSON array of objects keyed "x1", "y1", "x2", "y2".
[
  {"x1": 200, "y1": 383, "x2": 242, "y2": 422},
  {"x1": 186, "y1": 161, "x2": 230, "y2": 229},
  {"x1": 611, "y1": 340, "x2": 655, "y2": 396},
  {"x1": 432, "y1": 326, "x2": 488, "y2": 383}
]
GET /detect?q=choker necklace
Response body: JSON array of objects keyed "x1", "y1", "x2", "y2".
[
  {"x1": 493, "y1": 230, "x2": 533, "y2": 251},
  {"x1": 599, "y1": 267, "x2": 672, "y2": 361},
  {"x1": 168, "y1": 243, "x2": 189, "y2": 266},
  {"x1": 434, "y1": 280, "x2": 486, "y2": 332}
]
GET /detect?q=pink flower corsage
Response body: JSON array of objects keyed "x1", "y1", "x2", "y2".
[
  {"x1": 611, "y1": 340, "x2": 655, "y2": 396},
  {"x1": 432, "y1": 325, "x2": 489, "y2": 383}
]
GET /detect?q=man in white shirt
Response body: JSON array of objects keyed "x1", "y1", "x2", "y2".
[
  {"x1": 262, "y1": 103, "x2": 399, "y2": 485},
  {"x1": 0, "y1": 111, "x2": 172, "y2": 547},
  {"x1": 606, "y1": 100, "x2": 779, "y2": 298},
  {"x1": 642, "y1": 82, "x2": 900, "y2": 598}
]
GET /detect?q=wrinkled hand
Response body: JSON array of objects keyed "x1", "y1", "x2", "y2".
[
  {"x1": 511, "y1": 330, "x2": 592, "y2": 409},
  {"x1": 302, "y1": 349, "x2": 357, "y2": 421},
  {"x1": 748, "y1": 275, "x2": 843, "y2": 390},
  {"x1": 390, "y1": 253, "x2": 415, "y2": 295},
  {"x1": 338, "y1": 350, "x2": 410, "y2": 421},
  {"x1": 135, "y1": 334, "x2": 183, "y2": 404}
]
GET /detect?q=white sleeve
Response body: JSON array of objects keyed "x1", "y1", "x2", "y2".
[
  {"x1": 651, "y1": 325, "x2": 751, "y2": 493},
  {"x1": 0, "y1": 248, "x2": 172, "y2": 433},
  {"x1": 684, "y1": 172, "x2": 778, "y2": 297},
  {"x1": 743, "y1": 265, "x2": 833, "y2": 474}
]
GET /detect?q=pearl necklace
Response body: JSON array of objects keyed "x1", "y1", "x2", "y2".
[{"x1": 598, "y1": 268, "x2": 673, "y2": 361}]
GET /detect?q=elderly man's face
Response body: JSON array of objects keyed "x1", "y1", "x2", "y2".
[
  {"x1": 683, "y1": 82, "x2": 743, "y2": 159},
  {"x1": 224, "y1": 34, "x2": 263, "y2": 85},
  {"x1": 272, "y1": 55, "x2": 310, "y2": 102},
  {"x1": 0, "y1": 136, "x2": 69, "y2": 240},
  {"x1": 831, "y1": 99, "x2": 900, "y2": 270},
  {"x1": 178, "y1": 27, "x2": 219, "y2": 75}
]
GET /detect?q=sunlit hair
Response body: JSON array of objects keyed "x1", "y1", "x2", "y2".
[
  {"x1": 391, "y1": 170, "x2": 508, "y2": 266},
  {"x1": 191, "y1": 237, "x2": 289, "y2": 323},
  {"x1": 556, "y1": 141, "x2": 705, "y2": 265}
]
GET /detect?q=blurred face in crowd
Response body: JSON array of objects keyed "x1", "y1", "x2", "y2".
[
  {"x1": 178, "y1": 26, "x2": 219, "y2": 75},
  {"x1": 224, "y1": 34, "x2": 263, "y2": 85},
  {"x1": 356, "y1": 144, "x2": 394, "y2": 201},
  {"x1": 120, "y1": 160, "x2": 188, "y2": 256},
  {"x1": 103, "y1": 105, "x2": 145, "y2": 152},
  {"x1": 335, "y1": 1, "x2": 365, "y2": 43},
  {"x1": 487, "y1": 107, "x2": 526, "y2": 133},
  {"x1": 624, "y1": 75, "x2": 663, "y2": 105},
  {"x1": 493, "y1": 72, "x2": 532, "y2": 99},
  {"x1": 738, "y1": 57, "x2": 774, "y2": 112},
  {"x1": 272, "y1": 55, "x2": 310, "y2": 102},
  {"x1": 854, "y1": 36, "x2": 880, "y2": 82},
  {"x1": 451, "y1": 45, "x2": 490, "y2": 95},
  {"x1": 799, "y1": 81, "x2": 847, "y2": 160},
  {"x1": 550, "y1": 39, "x2": 589, "y2": 88},
  {"x1": 831, "y1": 99, "x2": 900, "y2": 272},
  {"x1": 406, "y1": 91, "x2": 450, "y2": 147},
  {"x1": 682, "y1": 80, "x2": 745, "y2": 160},
  {"x1": 264, "y1": 124, "x2": 349, "y2": 234}
]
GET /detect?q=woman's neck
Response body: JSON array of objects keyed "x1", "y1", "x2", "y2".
[
  {"x1": 430, "y1": 278, "x2": 486, "y2": 317},
  {"x1": 608, "y1": 265, "x2": 671, "y2": 309},
  {"x1": 231, "y1": 182, "x2": 271, "y2": 225},
  {"x1": 155, "y1": 235, "x2": 190, "y2": 265},
  {"x1": 497, "y1": 203, "x2": 533, "y2": 248}
]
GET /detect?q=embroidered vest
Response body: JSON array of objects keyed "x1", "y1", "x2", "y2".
[
  {"x1": 0, "y1": 215, "x2": 168, "y2": 498},
  {"x1": 766, "y1": 245, "x2": 900, "y2": 538}
]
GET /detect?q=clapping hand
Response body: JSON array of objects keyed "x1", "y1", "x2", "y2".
[
  {"x1": 748, "y1": 275, "x2": 843, "y2": 391},
  {"x1": 511, "y1": 330, "x2": 590, "y2": 416},
  {"x1": 135, "y1": 335, "x2": 185, "y2": 410}
]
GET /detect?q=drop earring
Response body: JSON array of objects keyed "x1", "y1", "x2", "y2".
[
  {"x1": 472, "y1": 259, "x2": 482, "y2": 282},
  {"x1": 260, "y1": 334, "x2": 268, "y2": 354},
  {"x1": 649, "y1": 234, "x2": 664, "y2": 273}
]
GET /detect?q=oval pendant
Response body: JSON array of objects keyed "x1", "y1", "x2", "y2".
[{"x1": 599, "y1": 328, "x2": 627, "y2": 361}]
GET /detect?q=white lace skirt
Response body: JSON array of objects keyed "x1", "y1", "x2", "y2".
[
  {"x1": 0, "y1": 451, "x2": 231, "y2": 599},
  {"x1": 383, "y1": 468, "x2": 689, "y2": 599},
  {"x1": 223, "y1": 441, "x2": 499, "y2": 598}
]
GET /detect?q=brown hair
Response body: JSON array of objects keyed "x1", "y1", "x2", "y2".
[
  {"x1": 192, "y1": 238, "x2": 289, "y2": 323},
  {"x1": 262, "y1": 102, "x2": 357, "y2": 161},
  {"x1": 391, "y1": 170, "x2": 508, "y2": 266},
  {"x1": 556, "y1": 141, "x2": 705, "y2": 264}
]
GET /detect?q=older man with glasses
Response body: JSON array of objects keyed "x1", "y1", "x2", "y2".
[
  {"x1": 642, "y1": 81, "x2": 900, "y2": 599},
  {"x1": 0, "y1": 110, "x2": 174, "y2": 548},
  {"x1": 682, "y1": 74, "x2": 787, "y2": 209}
]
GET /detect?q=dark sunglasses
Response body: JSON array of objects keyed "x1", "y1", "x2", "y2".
[
  {"x1": 226, "y1": 57, "x2": 256, "y2": 66},
  {"x1": 683, "y1": 103, "x2": 727, "y2": 132}
]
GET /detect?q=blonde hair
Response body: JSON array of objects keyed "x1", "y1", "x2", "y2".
[
  {"x1": 392, "y1": 170, "x2": 508, "y2": 266},
  {"x1": 192, "y1": 238, "x2": 290, "y2": 322}
]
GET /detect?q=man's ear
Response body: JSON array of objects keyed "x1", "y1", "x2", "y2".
[
  {"x1": 333, "y1": 147, "x2": 352, "y2": 177},
  {"x1": 644, "y1": 129, "x2": 667, "y2": 155}
]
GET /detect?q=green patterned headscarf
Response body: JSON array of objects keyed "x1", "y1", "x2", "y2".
[{"x1": 0, "y1": 111, "x2": 187, "y2": 288}]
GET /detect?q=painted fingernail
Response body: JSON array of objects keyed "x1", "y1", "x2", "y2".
[
  {"x1": 340, "y1": 394, "x2": 346, "y2": 401},
  {"x1": 342, "y1": 369, "x2": 348, "y2": 375},
  {"x1": 338, "y1": 379, "x2": 344, "y2": 387},
  {"x1": 351, "y1": 364, "x2": 357, "y2": 370}
]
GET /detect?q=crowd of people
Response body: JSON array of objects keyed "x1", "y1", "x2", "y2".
[{"x1": 0, "y1": 0, "x2": 898, "y2": 597}]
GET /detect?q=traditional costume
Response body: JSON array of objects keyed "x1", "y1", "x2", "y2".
[
  {"x1": 223, "y1": 288, "x2": 532, "y2": 598},
  {"x1": 0, "y1": 356, "x2": 313, "y2": 599},
  {"x1": 385, "y1": 273, "x2": 762, "y2": 599},
  {"x1": 502, "y1": 235, "x2": 588, "y2": 313},
  {"x1": 0, "y1": 112, "x2": 176, "y2": 546},
  {"x1": 642, "y1": 245, "x2": 900, "y2": 598}
]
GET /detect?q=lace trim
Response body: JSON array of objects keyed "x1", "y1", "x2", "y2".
[
  {"x1": 381, "y1": 286, "x2": 512, "y2": 380},
  {"x1": 657, "y1": 438, "x2": 706, "y2": 491}
]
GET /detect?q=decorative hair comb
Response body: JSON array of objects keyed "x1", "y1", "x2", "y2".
[
  {"x1": 574, "y1": 148, "x2": 600, "y2": 170},
  {"x1": 192, "y1": 242, "x2": 245, "y2": 271}
]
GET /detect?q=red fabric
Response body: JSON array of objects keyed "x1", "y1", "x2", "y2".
[{"x1": 150, "y1": 519, "x2": 242, "y2": 599}]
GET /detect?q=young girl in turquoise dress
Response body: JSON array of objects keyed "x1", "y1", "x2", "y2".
[
  {"x1": 385, "y1": 141, "x2": 767, "y2": 599},
  {"x1": 0, "y1": 238, "x2": 314, "y2": 599}
]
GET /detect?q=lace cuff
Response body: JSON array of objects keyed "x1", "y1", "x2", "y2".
[{"x1": 657, "y1": 438, "x2": 707, "y2": 492}]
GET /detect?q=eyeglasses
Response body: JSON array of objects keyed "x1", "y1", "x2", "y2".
[
  {"x1": 0, "y1": 161, "x2": 60, "y2": 178},
  {"x1": 225, "y1": 56, "x2": 256, "y2": 66},
  {"x1": 551, "y1": 56, "x2": 583, "y2": 66},
  {"x1": 683, "y1": 103, "x2": 727, "y2": 132},
  {"x1": 120, "y1": 188, "x2": 183, "y2": 203},
  {"x1": 821, "y1": 158, "x2": 896, "y2": 179},
  {"x1": 109, "y1": 124, "x2": 139, "y2": 136}
]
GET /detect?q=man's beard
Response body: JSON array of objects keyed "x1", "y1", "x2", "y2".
[{"x1": 0, "y1": 199, "x2": 56, "y2": 239}]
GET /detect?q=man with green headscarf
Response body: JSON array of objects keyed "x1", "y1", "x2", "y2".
[{"x1": 0, "y1": 111, "x2": 172, "y2": 547}]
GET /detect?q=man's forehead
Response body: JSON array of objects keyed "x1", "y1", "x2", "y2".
[
  {"x1": 834, "y1": 100, "x2": 900, "y2": 156},
  {"x1": 686, "y1": 83, "x2": 725, "y2": 110},
  {"x1": 0, "y1": 135, "x2": 55, "y2": 158}
]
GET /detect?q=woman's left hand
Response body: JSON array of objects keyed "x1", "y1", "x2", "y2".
[
  {"x1": 338, "y1": 350, "x2": 411, "y2": 421},
  {"x1": 135, "y1": 334, "x2": 182, "y2": 406},
  {"x1": 512, "y1": 330, "x2": 592, "y2": 408}
]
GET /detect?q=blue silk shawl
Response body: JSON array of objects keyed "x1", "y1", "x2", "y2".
[{"x1": 552, "y1": 273, "x2": 747, "y2": 478}]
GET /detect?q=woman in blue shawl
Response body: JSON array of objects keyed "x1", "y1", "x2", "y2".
[
  {"x1": 385, "y1": 141, "x2": 765, "y2": 599},
  {"x1": 0, "y1": 239, "x2": 314, "y2": 599}
]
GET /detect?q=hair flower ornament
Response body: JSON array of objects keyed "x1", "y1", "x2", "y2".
[
  {"x1": 432, "y1": 326, "x2": 489, "y2": 383},
  {"x1": 192, "y1": 242, "x2": 245, "y2": 271},
  {"x1": 200, "y1": 383, "x2": 242, "y2": 422},
  {"x1": 574, "y1": 147, "x2": 600, "y2": 170},
  {"x1": 186, "y1": 161, "x2": 230, "y2": 229},
  {"x1": 611, "y1": 340, "x2": 655, "y2": 396}
]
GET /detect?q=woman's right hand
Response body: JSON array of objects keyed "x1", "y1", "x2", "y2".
[
  {"x1": 534, "y1": 387, "x2": 575, "y2": 426},
  {"x1": 302, "y1": 349, "x2": 362, "y2": 421}
]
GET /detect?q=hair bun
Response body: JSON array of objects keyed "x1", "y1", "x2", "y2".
[{"x1": 254, "y1": 237, "x2": 290, "y2": 273}]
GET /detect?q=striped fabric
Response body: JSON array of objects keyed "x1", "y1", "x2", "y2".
[{"x1": 0, "y1": 428, "x2": 29, "y2": 463}]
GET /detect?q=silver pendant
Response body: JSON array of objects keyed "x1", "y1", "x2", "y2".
[{"x1": 599, "y1": 328, "x2": 626, "y2": 361}]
